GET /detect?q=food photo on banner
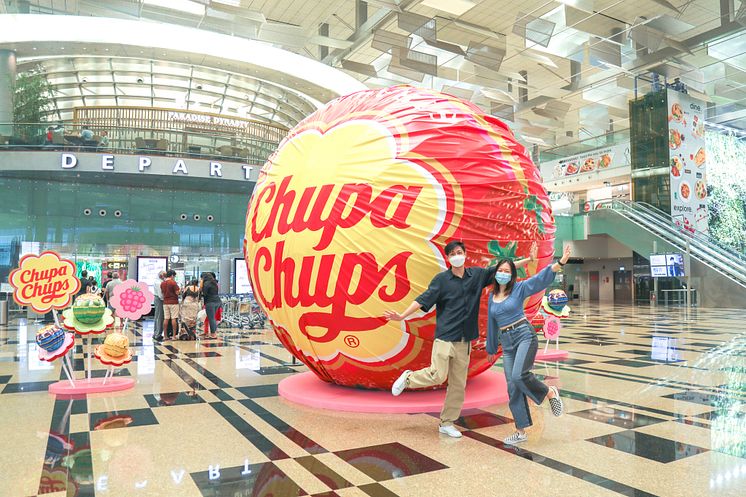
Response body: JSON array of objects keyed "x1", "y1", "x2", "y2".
[
  {"x1": 544, "y1": 142, "x2": 630, "y2": 180},
  {"x1": 244, "y1": 85, "x2": 556, "y2": 389},
  {"x1": 668, "y1": 89, "x2": 708, "y2": 234}
]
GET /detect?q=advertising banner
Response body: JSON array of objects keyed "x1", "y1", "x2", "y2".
[
  {"x1": 667, "y1": 90, "x2": 708, "y2": 234},
  {"x1": 542, "y1": 141, "x2": 630, "y2": 180}
]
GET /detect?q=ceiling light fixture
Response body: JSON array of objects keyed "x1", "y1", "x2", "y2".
[
  {"x1": 143, "y1": 0, "x2": 206, "y2": 16},
  {"x1": 421, "y1": 0, "x2": 476, "y2": 16}
]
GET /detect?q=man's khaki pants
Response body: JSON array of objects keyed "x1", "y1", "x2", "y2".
[{"x1": 407, "y1": 338, "x2": 470, "y2": 427}]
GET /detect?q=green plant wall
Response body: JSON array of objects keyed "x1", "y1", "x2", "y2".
[{"x1": 706, "y1": 130, "x2": 746, "y2": 255}]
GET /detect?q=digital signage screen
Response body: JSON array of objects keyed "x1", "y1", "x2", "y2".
[
  {"x1": 137, "y1": 256, "x2": 168, "y2": 295},
  {"x1": 649, "y1": 253, "x2": 685, "y2": 278},
  {"x1": 233, "y1": 258, "x2": 253, "y2": 295}
]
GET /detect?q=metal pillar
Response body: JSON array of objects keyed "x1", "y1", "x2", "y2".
[{"x1": 0, "y1": 49, "x2": 17, "y2": 136}]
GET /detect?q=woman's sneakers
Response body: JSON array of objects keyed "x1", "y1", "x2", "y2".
[
  {"x1": 391, "y1": 370, "x2": 412, "y2": 396},
  {"x1": 503, "y1": 432, "x2": 528, "y2": 445},
  {"x1": 548, "y1": 386, "x2": 564, "y2": 417}
]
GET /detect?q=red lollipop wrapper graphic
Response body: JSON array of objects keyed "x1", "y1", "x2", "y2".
[
  {"x1": 110, "y1": 280, "x2": 154, "y2": 320},
  {"x1": 245, "y1": 85, "x2": 555, "y2": 389}
]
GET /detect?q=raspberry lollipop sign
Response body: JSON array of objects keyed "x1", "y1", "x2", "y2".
[
  {"x1": 110, "y1": 280, "x2": 155, "y2": 320},
  {"x1": 245, "y1": 86, "x2": 555, "y2": 389}
]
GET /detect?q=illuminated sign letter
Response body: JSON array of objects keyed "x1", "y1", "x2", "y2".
[
  {"x1": 139, "y1": 157, "x2": 152, "y2": 172},
  {"x1": 61, "y1": 153, "x2": 77, "y2": 169},
  {"x1": 172, "y1": 160, "x2": 188, "y2": 175}
]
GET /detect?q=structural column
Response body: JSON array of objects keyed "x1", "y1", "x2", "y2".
[{"x1": 0, "y1": 49, "x2": 16, "y2": 136}]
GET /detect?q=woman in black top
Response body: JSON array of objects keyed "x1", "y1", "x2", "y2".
[{"x1": 201, "y1": 273, "x2": 221, "y2": 339}]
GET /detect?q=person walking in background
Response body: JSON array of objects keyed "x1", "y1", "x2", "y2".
[
  {"x1": 105, "y1": 272, "x2": 122, "y2": 305},
  {"x1": 486, "y1": 245, "x2": 572, "y2": 445},
  {"x1": 385, "y1": 240, "x2": 534, "y2": 438},
  {"x1": 77, "y1": 270, "x2": 91, "y2": 297},
  {"x1": 153, "y1": 271, "x2": 166, "y2": 342},
  {"x1": 200, "y1": 272, "x2": 221, "y2": 339},
  {"x1": 160, "y1": 270, "x2": 180, "y2": 340}
]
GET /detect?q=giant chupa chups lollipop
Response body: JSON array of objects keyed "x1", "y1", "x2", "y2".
[
  {"x1": 245, "y1": 85, "x2": 555, "y2": 389},
  {"x1": 10, "y1": 251, "x2": 80, "y2": 387}
]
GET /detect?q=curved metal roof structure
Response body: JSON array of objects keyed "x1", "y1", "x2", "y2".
[{"x1": 0, "y1": 14, "x2": 367, "y2": 127}]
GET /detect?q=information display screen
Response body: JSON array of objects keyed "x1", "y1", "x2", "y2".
[
  {"x1": 233, "y1": 258, "x2": 253, "y2": 295},
  {"x1": 649, "y1": 253, "x2": 685, "y2": 278},
  {"x1": 137, "y1": 257, "x2": 168, "y2": 295}
]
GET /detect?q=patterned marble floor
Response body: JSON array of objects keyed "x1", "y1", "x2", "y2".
[{"x1": 0, "y1": 302, "x2": 744, "y2": 497}]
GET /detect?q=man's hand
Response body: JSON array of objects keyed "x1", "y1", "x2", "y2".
[
  {"x1": 560, "y1": 244, "x2": 572, "y2": 265},
  {"x1": 487, "y1": 354, "x2": 497, "y2": 363},
  {"x1": 384, "y1": 310, "x2": 404, "y2": 321}
]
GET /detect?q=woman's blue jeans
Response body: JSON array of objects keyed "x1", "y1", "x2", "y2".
[
  {"x1": 205, "y1": 302, "x2": 220, "y2": 334},
  {"x1": 500, "y1": 322, "x2": 549, "y2": 429}
]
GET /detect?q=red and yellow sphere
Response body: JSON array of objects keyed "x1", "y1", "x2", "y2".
[{"x1": 244, "y1": 86, "x2": 555, "y2": 389}]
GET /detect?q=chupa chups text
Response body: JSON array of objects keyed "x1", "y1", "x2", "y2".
[
  {"x1": 18, "y1": 266, "x2": 72, "y2": 303},
  {"x1": 251, "y1": 175, "x2": 423, "y2": 342},
  {"x1": 251, "y1": 176, "x2": 422, "y2": 250}
]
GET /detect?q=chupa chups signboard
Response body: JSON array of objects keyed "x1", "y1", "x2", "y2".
[
  {"x1": 9, "y1": 251, "x2": 81, "y2": 313},
  {"x1": 667, "y1": 90, "x2": 708, "y2": 234},
  {"x1": 542, "y1": 142, "x2": 630, "y2": 180}
]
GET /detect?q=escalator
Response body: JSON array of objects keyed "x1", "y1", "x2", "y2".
[{"x1": 587, "y1": 200, "x2": 746, "y2": 308}]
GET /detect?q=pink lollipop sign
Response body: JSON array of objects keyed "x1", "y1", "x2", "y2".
[
  {"x1": 544, "y1": 316, "x2": 562, "y2": 340},
  {"x1": 110, "y1": 280, "x2": 154, "y2": 320}
]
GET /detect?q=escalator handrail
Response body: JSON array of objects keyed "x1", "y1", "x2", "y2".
[
  {"x1": 618, "y1": 205, "x2": 746, "y2": 282},
  {"x1": 616, "y1": 200, "x2": 746, "y2": 265},
  {"x1": 609, "y1": 201, "x2": 746, "y2": 276},
  {"x1": 605, "y1": 201, "x2": 746, "y2": 284}
]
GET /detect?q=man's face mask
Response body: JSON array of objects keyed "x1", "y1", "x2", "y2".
[{"x1": 448, "y1": 254, "x2": 466, "y2": 268}]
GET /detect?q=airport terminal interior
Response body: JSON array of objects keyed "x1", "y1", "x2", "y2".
[{"x1": 0, "y1": 1, "x2": 745, "y2": 496}]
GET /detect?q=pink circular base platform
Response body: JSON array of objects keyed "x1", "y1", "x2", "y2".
[
  {"x1": 535, "y1": 349, "x2": 569, "y2": 362},
  {"x1": 48, "y1": 377, "x2": 135, "y2": 396},
  {"x1": 279, "y1": 370, "x2": 508, "y2": 413}
]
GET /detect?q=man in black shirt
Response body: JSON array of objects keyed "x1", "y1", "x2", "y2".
[
  {"x1": 385, "y1": 240, "x2": 533, "y2": 438},
  {"x1": 77, "y1": 270, "x2": 91, "y2": 297}
]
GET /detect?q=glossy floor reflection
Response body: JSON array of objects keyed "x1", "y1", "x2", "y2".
[{"x1": 1, "y1": 303, "x2": 745, "y2": 497}]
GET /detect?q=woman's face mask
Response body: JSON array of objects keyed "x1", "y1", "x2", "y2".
[
  {"x1": 448, "y1": 254, "x2": 466, "y2": 268},
  {"x1": 495, "y1": 271, "x2": 512, "y2": 285}
]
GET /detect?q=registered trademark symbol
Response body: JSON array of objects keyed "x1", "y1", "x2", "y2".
[{"x1": 344, "y1": 335, "x2": 360, "y2": 348}]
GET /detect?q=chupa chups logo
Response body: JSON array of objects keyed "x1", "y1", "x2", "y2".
[
  {"x1": 9, "y1": 251, "x2": 81, "y2": 313},
  {"x1": 247, "y1": 120, "x2": 453, "y2": 362}
]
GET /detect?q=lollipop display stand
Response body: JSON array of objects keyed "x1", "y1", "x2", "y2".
[
  {"x1": 47, "y1": 305, "x2": 136, "y2": 395},
  {"x1": 535, "y1": 290, "x2": 571, "y2": 362},
  {"x1": 7, "y1": 252, "x2": 144, "y2": 396}
]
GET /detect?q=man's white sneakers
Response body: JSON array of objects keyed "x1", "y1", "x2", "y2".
[
  {"x1": 439, "y1": 425, "x2": 462, "y2": 438},
  {"x1": 391, "y1": 370, "x2": 412, "y2": 396}
]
